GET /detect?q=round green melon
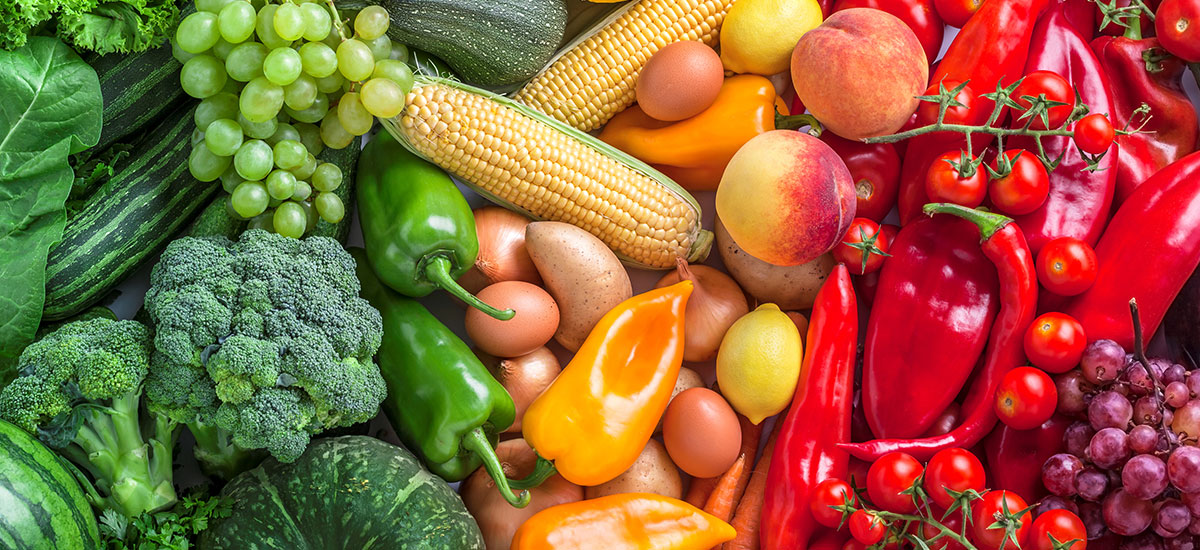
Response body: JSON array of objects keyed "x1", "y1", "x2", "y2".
[{"x1": 0, "y1": 419, "x2": 100, "y2": 550}]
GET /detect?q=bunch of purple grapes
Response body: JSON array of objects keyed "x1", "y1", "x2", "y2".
[{"x1": 1040, "y1": 338, "x2": 1200, "y2": 550}]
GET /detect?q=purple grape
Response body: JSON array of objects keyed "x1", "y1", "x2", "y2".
[
  {"x1": 1058, "y1": 370, "x2": 1095, "y2": 416},
  {"x1": 1083, "y1": 340, "x2": 1127, "y2": 384},
  {"x1": 1183, "y1": 491, "x2": 1200, "y2": 517},
  {"x1": 1170, "y1": 382, "x2": 1192, "y2": 407},
  {"x1": 1091, "y1": 391, "x2": 1134, "y2": 430},
  {"x1": 1123, "y1": 454, "x2": 1169, "y2": 499},
  {"x1": 1088, "y1": 427, "x2": 1131, "y2": 469},
  {"x1": 1188, "y1": 371, "x2": 1200, "y2": 398},
  {"x1": 1129, "y1": 363, "x2": 1156, "y2": 396},
  {"x1": 1081, "y1": 501, "x2": 1109, "y2": 540},
  {"x1": 1035, "y1": 495, "x2": 1080, "y2": 517},
  {"x1": 1158, "y1": 499, "x2": 1193, "y2": 537},
  {"x1": 1174, "y1": 401, "x2": 1200, "y2": 442},
  {"x1": 1130, "y1": 425, "x2": 1160, "y2": 454},
  {"x1": 1104, "y1": 488, "x2": 1155, "y2": 536},
  {"x1": 1078, "y1": 467, "x2": 1111, "y2": 502},
  {"x1": 1166, "y1": 363, "x2": 1188, "y2": 384},
  {"x1": 1135, "y1": 396, "x2": 1165, "y2": 425},
  {"x1": 1168, "y1": 536, "x2": 1198, "y2": 550},
  {"x1": 1044, "y1": 453, "x2": 1084, "y2": 496},
  {"x1": 1167, "y1": 408, "x2": 1178, "y2": 428},
  {"x1": 1192, "y1": 516, "x2": 1200, "y2": 535},
  {"x1": 1170, "y1": 446, "x2": 1200, "y2": 492},
  {"x1": 1121, "y1": 532, "x2": 1167, "y2": 550},
  {"x1": 1067, "y1": 422, "x2": 1097, "y2": 456}
]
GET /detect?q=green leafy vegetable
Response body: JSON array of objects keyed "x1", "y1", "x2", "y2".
[
  {"x1": 100, "y1": 493, "x2": 233, "y2": 550},
  {"x1": 1, "y1": 0, "x2": 179, "y2": 55}
]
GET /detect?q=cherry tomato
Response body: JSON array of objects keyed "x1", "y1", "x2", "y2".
[
  {"x1": 867, "y1": 452, "x2": 924, "y2": 513},
  {"x1": 988, "y1": 149, "x2": 1049, "y2": 215},
  {"x1": 1024, "y1": 312, "x2": 1087, "y2": 373},
  {"x1": 822, "y1": 134, "x2": 901, "y2": 222},
  {"x1": 1156, "y1": 0, "x2": 1200, "y2": 62},
  {"x1": 850, "y1": 510, "x2": 887, "y2": 546},
  {"x1": 1027, "y1": 509, "x2": 1088, "y2": 550},
  {"x1": 1011, "y1": 71, "x2": 1075, "y2": 130},
  {"x1": 811, "y1": 478, "x2": 857, "y2": 528},
  {"x1": 1073, "y1": 114, "x2": 1115, "y2": 156},
  {"x1": 926, "y1": 151, "x2": 987, "y2": 208},
  {"x1": 924, "y1": 510, "x2": 968, "y2": 550},
  {"x1": 833, "y1": 218, "x2": 892, "y2": 275},
  {"x1": 1098, "y1": 0, "x2": 1159, "y2": 35},
  {"x1": 935, "y1": 0, "x2": 983, "y2": 27},
  {"x1": 995, "y1": 366, "x2": 1058, "y2": 430},
  {"x1": 924, "y1": 448, "x2": 987, "y2": 509},
  {"x1": 844, "y1": 539, "x2": 868, "y2": 550},
  {"x1": 972, "y1": 490, "x2": 1032, "y2": 550},
  {"x1": 1036, "y1": 237, "x2": 1098, "y2": 296},
  {"x1": 917, "y1": 80, "x2": 978, "y2": 126}
]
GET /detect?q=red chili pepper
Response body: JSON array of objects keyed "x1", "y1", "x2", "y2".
[
  {"x1": 1008, "y1": 3, "x2": 1117, "y2": 255},
  {"x1": 983, "y1": 414, "x2": 1071, "y2": 502},
  {"x1": 1057, "y1": 0, "x2": 1097, "y2": 40},
  {"x1": 862, "y1": 216, "x2": 999, "y2": 439},
  {"x1": 1063, "y1": 151, "x2": 1200, "y2": 348},
  {"x1": 832, "y1": 0, "x2": 945, "y2": 63},
  {"x1": 761, "y1": 265, "x2": 857, "y2": 550},
  {"x1": 896, "y1": 0, "x2": 1051, "y2": 224},
  {"x1": 821, "y1": 134, "x2": 902, "y2": 222},
  {"x1": 1091, "y1": 35, "x2": 1198, "y2": 204},
  {"x1": 843, "y1": 204, "x2": 1038, "y2": 462}
]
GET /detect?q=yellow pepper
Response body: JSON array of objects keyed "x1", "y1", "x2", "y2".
[
  {"x1": 522, "y1": 281, "x2": 692, "y2": 486},
  {"x1": 511, "y1": 493, "x2": 736, "y2": 550}
]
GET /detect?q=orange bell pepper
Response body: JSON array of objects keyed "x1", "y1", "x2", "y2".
[
  {"x1": 522, "y1": 281, "x2": 692, "y2": 486},
  {"x1": 597, "y1": 75, "x2": 802, "y2": 191},
  {"x1": 511, "y1": 493, "x2": 736, "y2": 550}
]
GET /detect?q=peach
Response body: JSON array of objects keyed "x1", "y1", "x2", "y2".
[
  {"x1": 791, "y1": 8, "x2": 929, "y2": 140},
  {"x1": 714, "y1": 130, "x2": 855, "y2": 266}
]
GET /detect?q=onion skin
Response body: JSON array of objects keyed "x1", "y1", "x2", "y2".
[
  {"x1": 459, "y1": 206, "x2": 541, "y2": 294},
  {"x1": 655, "y1": 260, "x2": 749, "y2": 362},
  {"x1": 460, "y1": 438, "x2": 583, "y2": 550},
  {"x1": 479, "y1": 347, "x2": 561, "y2": 432}
]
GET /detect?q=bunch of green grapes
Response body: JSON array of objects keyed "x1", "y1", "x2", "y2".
[{"x1": 175, "y1": 0, "x2": 414, "y2": 238}]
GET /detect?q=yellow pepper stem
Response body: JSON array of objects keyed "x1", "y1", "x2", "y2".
[{"x1": 462, "y1": 427, "x2": 531, "y2": 508}]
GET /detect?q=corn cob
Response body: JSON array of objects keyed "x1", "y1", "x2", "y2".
[
  {"x1": 383, "y1": 76, "x2": 712, "y2": 269},
  {"x1": 513, "y1": 0, "x2": 735, "y2": 132}
]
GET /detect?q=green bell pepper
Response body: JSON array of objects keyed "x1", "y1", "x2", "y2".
[{"x1": 356, "y1": 130, "x2": 513, "y2": 320}]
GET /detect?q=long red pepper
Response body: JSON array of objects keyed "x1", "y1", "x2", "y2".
[
  {"x1": 1063, "y1": 151, "x2": 1200, "y2": 348},
  {"x1": 842, "y1": 204, "x2": 1037, "y2": 461},
  {"x1": 832, "y1": 0, "x2": 944, "y2": 64},
  {"x1": 761, "y1": 265, "x2": 857, "y2": 550},
  {"x1": 983, "y1": 414, "x2": 1071, "y2": 502}
]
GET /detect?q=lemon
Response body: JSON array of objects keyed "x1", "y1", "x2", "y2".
[
  {"x1": 715, "y1": 303, "x2": 804, "y2": 423},
  {"x1": 719, "y1": 0, "x2": 824, "y2": 76}
]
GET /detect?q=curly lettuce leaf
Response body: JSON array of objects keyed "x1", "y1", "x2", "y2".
[{"x1": 57, "y1": 0, "x2": 178, "y2": 55}]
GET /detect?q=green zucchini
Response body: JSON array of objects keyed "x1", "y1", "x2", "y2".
[
  {"x1": 188, "y1": 196, "x2": 246, "y2": 239},
  {"x1": 85, "y1": 42, "x2": 186, "y2": 154},
  {"x1": 310, "y1": 135, "x2": 361, "y2": 243},
  {"x1": 0, "y1": 419, "x2": 100, "y2": 550}
]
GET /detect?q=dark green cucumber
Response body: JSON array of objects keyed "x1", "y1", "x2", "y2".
[
  {"x1": 310, "y1": 135, "x2": 361, "y2": 243},
  {"x1": 85, "y1": 42, "x2": 186, "y2": 154},
  {"x1": 0, "y1": 420, "x2": 100, "y2": 550}
]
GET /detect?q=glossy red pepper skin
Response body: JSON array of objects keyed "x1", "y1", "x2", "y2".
[
  {"x1": 897, "y1": 0, "x2": 1050, "y2": 224},
  {"x1": 1091, "y1": 36, "x2": 1199, "y2": 204},
  {"x1": 1008, "y1": 4, "x2": 1117, "y2": 255},
  {"x1": 983, "y1": 414, "x2": 1071, "y2": 502},
  {"x1": 844, "y1": 205, "x2": 1038, "y2": 461},
  {"x1": 832, "y1": 0, "x2": 945, "y2": 63},
  {"x1": 1057, "y1": 0, "x2": 1096, "y2": 39},
  {"x1": 862, "y1": 216, "x2": 999, "y2": 439},
  {"x1": 762, "y1": 265, "x2": 857, "y2": 550},
  {"x1": 1063, "y1": 151, "x2": 1200, "y2": 348},
  {"x1": 821, "y1": 134, "x2": 902, "y2": 222}
]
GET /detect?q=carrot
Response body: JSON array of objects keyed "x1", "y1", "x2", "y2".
[
  {"x1": 731, "y1": 414, "x2": 764, "y2": 504},
  {"x1": 686, "y1": 475, "x2": 720, "y2": 508},
  {"x1": 704, "y1": 453, "x2": 747, "y2": 522},
  {"x1": 723, "y1": 418, "x2": 783, "y2": 550}
]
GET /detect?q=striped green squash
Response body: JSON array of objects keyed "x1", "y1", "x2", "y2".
[
  {"x1": 202, "y1": 436, "x2": 484, "y2": 550},
  {"x1": 86, "y1": 43, "x2": 186, "y2": 154},
  {"x1": 310, "y1": 135, "x2": 362, "y2": 243},
  {"x1": 0, "y1": 419, "x2": 99, "y2": 550}
]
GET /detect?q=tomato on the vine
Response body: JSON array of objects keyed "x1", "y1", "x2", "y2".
[
  {"x1": 1027, "y1": 509, "x2": 1087, "y2": 550},
  {"x1": 1011, "y1": 71, "x2": 1075, "y2": 130},
  {"x1": 1073, "y1": 114, "x2": 1115, "y2": 155},
  {"x1": 971, "y1": 490, "x2": 1032, "y2": 550},
  {"x1": 935, "y1": 0, "x2": 982, "y2": 27},
  {"x1": 988, "y1": 149, "x2": 1049, "y2": 215},
  {"x1": 995, "y1": 366, "x2": 1058, "y2": 430},
  {"x1": 1156, "y1": 0, "x2": 1200, "y2": 62},
  {"x1": 833, "y1": 218, "x2": 892, "y2": 275},
  {"x1": 1036, "y1": 237, "x2": 1098, "y2": 296},
  {"x1": 924, "y1": 510, "x2": 968, "y2": 550},
  {"x1": 926, "y1": 151, "x2": 987, "y2": 208},
  {"x1": 850, "y1": 509, "x2": 888, "y2": 546},
  {"x1": 811, "y1": 478, "x2": 857, "y2": 528},
  {"x1": 917, "y1": 80, "x2": 978, "y2": 126},
  {"x1": 867, "y1": 452, "x2": 924, "y2": 513},
  {"x1": 924, "y1": 448, "x2": 987, "y2": 509},
  {"x1": 1024, "y1": 312, "x2": 1087, "y2": 374}
]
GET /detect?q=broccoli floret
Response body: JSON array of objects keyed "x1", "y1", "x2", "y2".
[
  {"x1": 0, "y1": 318, "x2": 178, "y2": 517},
  {"x1": 143, "y1": 230, "x2": 385, "y2": 477}
]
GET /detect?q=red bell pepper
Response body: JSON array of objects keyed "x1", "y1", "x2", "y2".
[
  {"x1": 1057, "y1": 0, "x2": 1096, "y2": 39},
  {"x1": 761, "y1": 265, "x2": 857, "y2": 550},
  {"x1": 832, "y1": 0, "x2": 945, "y2": 64},
  {"x1": 862, "y1": 216, "x2": 999, "y2": 439},
  {"x1": 1063, "y1": 151, "x2": 1200, "y2": 348},
  {"x1": 983, "y1": 414, "x2": 1072, "y2": 502},
  {"x1": 843, "y1": 204, "x2": 1038, "y2": 461},
  {"x1": 1008, "y1": 3, "x2": 1118, "y2": 255},
  {"x1": 821, "y1": 134, "x2": 902, "y2": 222}
]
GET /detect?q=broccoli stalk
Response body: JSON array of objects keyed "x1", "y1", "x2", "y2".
[{"x1": 186, "y1": 421, "x2": 266, "y2": 481}]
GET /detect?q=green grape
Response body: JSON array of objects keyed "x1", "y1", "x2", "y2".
[
  {"x1": 389, "y1": 41, "x2": 409, "y2": 62},
  {"x1": 359, "y1": 78, "x2": 404, "y2": 118},
  {"x1": 212, "y1": 38, "x2": 236, "y2": 60},
  {"x1": 181, "y1": 55, "x2": 227, "y2": 99},
  {"x1": 218, "y1": 1, "x2": 256, "y2": 43},
  {"x1": 298, "y1": 42, "x2": 337, "y2": 78},
  {"x1": 234, "y1": 139, "x2": 274, "y2": 181},
  {"x1": 177, "y1": 12, "x2": 220, "y2": 54},
  {"x1": 220, "y1": 77, "x2": 244, "y2": 96},
  {"x1": 336, "y1": 92, "x2": 373, "y2": 135},
  {"x1": 263, "y1": 47, "x2": 302, "y2": 86},
  {"x1": 301, "y1": 3, "x2": 332, "y2": 41},
  {"x1": 196, "y1": 92, "x2": 240, "y2": 129},
  {"x1": 232, "y1": 181, "x2": 270, "y2": 218},
  {"x1": 273, "y1": 201, "x2": 308, "y2": 238},
  {"x1": 268, "y1": 196, "x2": 284, "y2": 208},
  {"x1": 190, "y1": 144, "x2": 233, "y2": 182},
  {"x1": 353, "y1": 6, "x2": 389, "y2": 40},
  {"x1": 196, "y1": 0, "x2": 235, "y2": 13},
  {"x1": 291, "y1": 180, "x2": 313, "y2": 201},
  {"x1": 273, "y1": 139, "x2": 307, "y2": 169},
  {"x1": 291, "y1": 152, "x2": 318, "y2": 180},
  {"x1": 283, "y1": 74, "x2": 318, "y2": 109},
  {"x1": 371, "y1": 59, "x2": 413, "y2": 93},
  {"x1": 225, "y1": 41, "x2": 268, "y2": 82},
  {"x1": 248, "y1": 211, "x2": 275, "y2": 231},
  {"x1": 312, "y1": 162, "x2": 342, "y2": 192},
  {"x1": 321, "y1": 28, "x2": 342, "y2": 49},
  {"x1": 364, "y1": 35, "x2": 391, "y2": 60},
  {"x1": 191, "y1": 127, "x2": 206, "y2": 148},
  {"x1": 266, "y1": 122, "x2": 302, "y2": 146},
  {"x1": 273, "y1": 3, "x2": 306, "y2": 41},
  {"x1": 295, "y1": 122, "x2": 324, "y2": 156},
  {"x1": 256, "y1": 5, "x2": 292, "y2": 49},
  {"x1": 266, "y1": 170, "x2": 298, "y2": 199},
  {"x1": 336, "y1": 39, "x2": 374, "y2": 82},
  {"x1": 314, "y1": 191, "x2": 345, "y2": 223},
  {"x1": 239, "y1": 77, "x2": 284, "y2": 122},
  {"x1": 220, "y1": 165, "x2": 244, "y2": 193},
  {"x1": 300, "y1": 200, "x2": 318, "y2": 232},
  {"x1": 284, "y1": 92, "x2": 329, "y2": 123},
  {"x1": 320, "y1": 110, "x2": 355, "y2": 149},
  {"x1": 314, "y1": 72, "x2": 344, "y2": 94},
  {"x1": 205, "y1": 118, "x2": 244, "y2": 156},
  {"x1": 171, "y1": 39, "x2": 198, "y2": 63},
  {"x1": 237, "y1": 112, "x2": 278, "y2": 139}
]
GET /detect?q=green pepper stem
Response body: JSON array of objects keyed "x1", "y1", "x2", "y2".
[
  {"x1": 922, "y1": 203, "x2": 1013, "y2": 241},
  {"x1": 462, "y1": 427, "x2": 531, "y2": 508},
  {"x1": 422, "y1": 254, "x2": 516, "y2": 320},
  {"x1": 509, "y1": 456, "x2": 557, "y2": 490}
]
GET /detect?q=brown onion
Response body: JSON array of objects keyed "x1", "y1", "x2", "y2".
[
  {"x1": 458, "y1": 206, "x2": 541, "y2": 294},
  {"x1": 655, "y1": 259, "x2": 750, "y2": 362},
  {"x1": 480, "y1": 347, "x2": 561, "y2": 432},
  {"x1": 460, "y1": 438, "x2": 583, "y2": 550}
]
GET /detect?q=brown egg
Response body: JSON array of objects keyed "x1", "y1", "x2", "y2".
[
  {"x1": 662, "y1": 387, "x2": 742, "y2": 478},
  {"x1": 635, "y1": 41, "x2": 723, "y2": 122},
  {"x1": 465, "y1": 281, "x2": 559, "y2": 358}
]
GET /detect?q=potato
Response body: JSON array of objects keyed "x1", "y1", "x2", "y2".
[
  {"x1": 656, "y1": 367, "x2": 705, "y2": 433},
  {"x1": 585, "y1": 439, "x2": 682, "y2": 500},
  {"x1": 716, "y1": 217, "x2": 835, "y2": 310},
  {"x1": 525, "y1": 222, "x2": 633, "y2": 351}
]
